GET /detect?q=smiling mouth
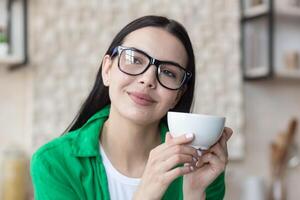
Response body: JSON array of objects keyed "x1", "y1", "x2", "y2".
[{"x1": 128, "y1": 92, "x2": 156, "y2": 106}]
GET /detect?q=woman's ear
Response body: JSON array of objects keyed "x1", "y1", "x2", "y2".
[{"x1": 102, "y1": 55, "x2": 113, "y2": 87}]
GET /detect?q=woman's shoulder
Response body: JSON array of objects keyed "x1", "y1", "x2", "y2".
[{"x1": 31, "y1": 130, "x2": 79, "y2": 164}]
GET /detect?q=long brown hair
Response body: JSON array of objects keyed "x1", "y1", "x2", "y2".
[{"x1": 64, "y1": 15, "x2": 196, "y2": 133}]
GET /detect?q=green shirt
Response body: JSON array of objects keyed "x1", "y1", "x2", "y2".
[{"x1": 31, "y1": 105, "x2": 225, "y2": 200}]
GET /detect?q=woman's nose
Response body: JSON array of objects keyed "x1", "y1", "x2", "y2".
[{"x1": 138, "y1": 65, "x2": 157, "y2": 89}]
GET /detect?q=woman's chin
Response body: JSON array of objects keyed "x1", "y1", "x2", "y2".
[{"x1": 120, "y1": 108, "x2": 159, "y2": 126}]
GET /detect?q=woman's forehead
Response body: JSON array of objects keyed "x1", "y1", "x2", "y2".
[{"x1": 122, "y1": 27, "x2": 188, "y2": 68}]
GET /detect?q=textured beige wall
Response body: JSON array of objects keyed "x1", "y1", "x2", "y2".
[
  {"x1": 29, "y1": 0, "x2": 244, "y2": 155},
  {"x1": 0, "y1": 66, "x2": 33, "y2": 153}
]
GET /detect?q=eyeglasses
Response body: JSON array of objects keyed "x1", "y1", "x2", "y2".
[{"x1": 111, "y1": 46, "x2": 192, "y2": 90}]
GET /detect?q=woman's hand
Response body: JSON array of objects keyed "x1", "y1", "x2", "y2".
[
  {"x1": 134, "y1": 132, "x2": 198, "y2": 200},
  {"x1": 183, "y1": 127, "x2": 233, "y2": 200}
]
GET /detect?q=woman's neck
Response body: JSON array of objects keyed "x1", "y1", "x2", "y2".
[{"x1": 100, "y1": 106, "x2": 161, "y2": 178}]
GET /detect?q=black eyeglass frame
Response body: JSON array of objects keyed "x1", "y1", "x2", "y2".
[{"x1": 111, "y1": 46, "x2": 192, "y2": 90}]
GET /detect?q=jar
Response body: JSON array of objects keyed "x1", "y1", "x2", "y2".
[{"x1": 1, "y1": 147, "x2": 28, "y2": 200}]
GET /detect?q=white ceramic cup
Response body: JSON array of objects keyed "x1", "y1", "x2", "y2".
[{"x1": 167, "y1": 111, "x2": 226, "y2": 150}]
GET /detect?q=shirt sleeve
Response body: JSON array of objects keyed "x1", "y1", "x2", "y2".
[
  {"x1": 30, "y1": 153, "x2": 80, "y2": 200},
  {"x1": 205, "y1": 172, "x2": 225, "y2": 200}
]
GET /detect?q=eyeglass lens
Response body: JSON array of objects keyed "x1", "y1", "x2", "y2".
[{"x1": 119, "y1": 49, "x2": 186, "y2": 89}]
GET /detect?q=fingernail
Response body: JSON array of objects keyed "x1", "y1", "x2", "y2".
[
  {"x1": 196, "y1": 160, "x2": 202, "y2": 167},
  {"x1": 190, "y1": 166, "x2": 194, "y2": 171},
  {"x1": 185, "y1": 133, "x2": 194, "y2": 139},
  {"x1": 197, "y1": 149, "x2": 202, "y2": 156}
]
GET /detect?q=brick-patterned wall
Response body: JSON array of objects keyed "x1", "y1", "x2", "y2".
[{"x1": 29, "y1": 0, "x2": 243, "y2": 152}]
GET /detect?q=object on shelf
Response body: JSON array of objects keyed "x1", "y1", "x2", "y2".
[
  {"x1": 1, "y1": 146, "x2": 28, "y2": 200},
  {"x1": 283, "y1": 51, "x2": 299, "y2": 70},
  {"x1": 269, "y1": 118, "x2": 298, "y2": 200},
  {"x1": 269, "y1": 177, "x2": 287, "y2": 200},
  {"x1": 0, "y1": 0, "x2": 28, "y2": 68},
  {"x1": 289, "y1": 0, "x2": 300, "y2": 7},
  {"x1": 252, "y1": 0, "x2": 264, "y2": 6},
  {"x1": 242, "y1": 176, "x2": 266, "y2": 200},
  {"x1": 0, "y1": 26, "x2": 8, "y2": 56},
  {"x1": 243, "y1": 17, "x2": 271, "y2": 79}
]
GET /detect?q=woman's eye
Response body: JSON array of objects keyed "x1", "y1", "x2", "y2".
[
  {"x1": 125, "y1": 54, "x2": 143, "y2": 65},
  {"x1": 162, "y1": 69, "x2": 177, "y2": 78},
  {"x1": 127, "y1": 55, "x2": 142, "y2": 64},
  {"x1": 133, "y1": 57, "x2": 142, "y2": 64}
]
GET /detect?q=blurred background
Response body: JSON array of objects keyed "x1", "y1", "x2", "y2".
[{"x1": 0, "y1": 0, "x2": 299, "y2": 199}]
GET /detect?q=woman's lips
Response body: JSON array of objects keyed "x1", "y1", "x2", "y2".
[{"x1": 128, "y1": 92, "x2": 156, "y2": 106}]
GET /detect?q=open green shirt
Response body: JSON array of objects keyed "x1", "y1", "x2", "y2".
[{"x1": 31, "y1": 105, "x2": 225, "y2": 199}]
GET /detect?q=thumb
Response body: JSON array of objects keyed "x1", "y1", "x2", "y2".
[
  {"x1": 224, "y1": 127, "x2": 233, "y2": 141},
  {"x1": 165, "y1": 132, "x2": 173, "y2": 143}
]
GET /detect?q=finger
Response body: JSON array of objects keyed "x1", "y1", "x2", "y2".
[
  {"x1": 199, "y1": 149, "x2": 209, "y2": 155},
  {"x1": 164, "y1": 165, "x2": 193, "y2": 184},
  {"x1": 149, "y1": 133, "x2": 196, "y2": 163},
  {"x1": 195, "y1": 158, "x2": 204, "y2": 168},
  {"x1": 160, "y1": 145, "x2": 198, "y2": 162},
  {"x1": 217, "y1": 134, "x2": 228, "y2": 156},
  {"x1": 149, "y1": 142, "x2": 168, "y2": 156},
  {"x1": 223, "y1": 127, "x2": 233, "y2": 141},
  {"x1": 184, "y1": 162, "x2": 198, "y2": 170},
  {"x1": 166, "y1": 132, "x2": 195, "y2": 146},
  {"x1": 219, "y1": 127, "x2": 232, "y2": 149},
  {"x1": 149, "y1": 145, "x2": 198, "y2": 167},
  {"x1": 201, "y1": 153, "x2": 225, "y2": 171},
  {"x1": 151, "y1": 132, "x2": 176, "y2": 153},
  {"x1": 196, "y1": 148, "x2": 211, "y2": 159},
  {"x1": 161, "y1": 154, "x2": 194, "y2": 172},
  {"x1": 209, "y1": 142, "x2": 227, "y2": 163},
  {"x1": 165, "y1": 132, "x2": 173, "y2": 143},
  {"x1": 220, "y1": 134, "x2": 227, "y2": 150}
]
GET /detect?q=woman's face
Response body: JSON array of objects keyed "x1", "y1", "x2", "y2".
[{"x1": 102, "y1": 27, "x2": 188, "y2": 125}]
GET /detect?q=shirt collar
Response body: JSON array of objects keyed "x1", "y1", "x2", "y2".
[{"x1": 72, "y1": 105, "x2": 169, "y2": 157}]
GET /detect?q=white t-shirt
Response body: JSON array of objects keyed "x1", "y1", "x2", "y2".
[{"x1": 99, "y1": 144, "x2": 141, "y2": 200}]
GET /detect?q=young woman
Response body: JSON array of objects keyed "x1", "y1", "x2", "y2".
[{"x1": 31, "y1": 15, "x2": 233, "y2": 200}]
